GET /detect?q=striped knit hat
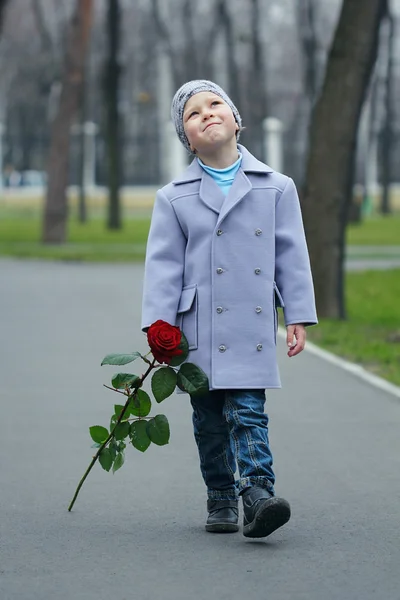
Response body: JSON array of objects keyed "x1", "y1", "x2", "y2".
[{"x1": 171, "y1": 80, "x2": 242, "y2": 153}]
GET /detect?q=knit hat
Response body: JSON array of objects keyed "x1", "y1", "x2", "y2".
[{"x1": 171, "y1": 79, "x2": 242, "y2": 153}]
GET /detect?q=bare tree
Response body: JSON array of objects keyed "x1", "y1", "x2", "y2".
[
  {"x1": 301, "y1": 0, "x2": 387, "y2": 319},
  {"x1": 380, "y1": 7, "x2": 395, "y2": 214},
  {"x1": 0, "y1": 0, "x2": 10, "y2": 32},
  {"x1": 104, "y1": 0, "x2": 122, "y2": 230},
  {"x1": 245, "y1": 0, "x2": 267, "y2": 159},
  {"x1": 217, "y1": 0, "x2": 240, "y2": 109},
  {"x1": 297, "y1": 0, "x2": 320, "y2": 104},
  {"x1": 42, "y1": 0, "x2": 93, "y2": 244}
]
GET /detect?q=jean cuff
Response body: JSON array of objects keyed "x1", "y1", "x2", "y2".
[
  {"x1": 237, "y1": 476, "x2": 275, "y2": 495},
  {"x1": 207, "y1": 488, "x2": 238, "y2": 501}
]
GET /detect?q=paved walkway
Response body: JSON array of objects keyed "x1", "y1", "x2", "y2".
[
  {"x1": 347, "y1": 245, "x2": 400, "y2": 271},
  {"x1": 1, "y1": 259, "x2": 400, "y2": 600}
]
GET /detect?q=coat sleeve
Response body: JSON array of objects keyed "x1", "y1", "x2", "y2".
[
  {"x1": 274, "y1": 177, "x2": 318, "y2": 327},
  {"x1": 141, "y1": 189, "x2": 186, "y2": 331}
]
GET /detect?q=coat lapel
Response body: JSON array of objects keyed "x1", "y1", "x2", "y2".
[
  {"x1": 172, "y1": 145, "x2": 274, "y2": 223},
  {"x1": 199, "y1": 172, "x2": 225, "y2": 215},
  {"x1": 216, "y1": 170, "x2": 252, "y2": 227},
  {"x1": 216, "y1": 145, "x2": 273, "y2": 227}
]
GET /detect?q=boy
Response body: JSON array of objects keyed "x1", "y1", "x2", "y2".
[{"x1": 142, "y1": 80, "x2": 317, "y2": 538}]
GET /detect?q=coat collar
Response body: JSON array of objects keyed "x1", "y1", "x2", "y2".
[{"x1": 172, "y1": 144, "x2": 273, "y2": 185}]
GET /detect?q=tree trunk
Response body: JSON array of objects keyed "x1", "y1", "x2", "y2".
[
  {"x1": 105, "y1": 0, "x2": 122, "y2": 230},
  {"x1": 301, "y1": 0, "x2": 386, "y2": 319},
  {"x1": 217, "y1": 0, "x2": 241, "y2": 110},
  {"x1": 0, "y1": 0, "x2": 9, "y2": 32},
  {"x1": 249, "y1": 0, "x2": 267, "y2": 159},
  {"x1": 78, "y1": 70, "x2": 88, "y2": 223},
  {"x1": 380, "y1": 10, "x2": 394, "y2": 215},
  {"x1": 42, "y1": 0, "x2": 93, "y2": 244}
]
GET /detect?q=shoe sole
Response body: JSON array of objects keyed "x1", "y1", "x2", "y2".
[
  {"x1": 205, "y1": 522, "x2": 239, "y2": 533},
  {"x1": 243, "y1": 497, "x2": 291, "y2": 538}
]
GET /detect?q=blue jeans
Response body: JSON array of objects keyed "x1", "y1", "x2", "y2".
[{"x1": 190, "y1": 389, "x2": 275, "y2": 501}]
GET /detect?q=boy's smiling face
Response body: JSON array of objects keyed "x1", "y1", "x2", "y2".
[{"x1": 183, "y1": 92, "x2": 239, "y2": 155}]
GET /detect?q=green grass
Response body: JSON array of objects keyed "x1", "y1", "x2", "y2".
[
  {"x1": 307, "y1": 270, "x2": 400, "y2": 386},
  {"x1": 0, "y1": 208, "x2": 151, "y2": 261},
  {"x1": 347, "y1": 214, "x2": 400, "y2": 245}
]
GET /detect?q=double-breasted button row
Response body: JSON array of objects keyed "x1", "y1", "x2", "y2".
[
  {"x1": 219, "y1": 343, "x2": 263, "y2": 352},
  {"x1": 216, "y1": 229, "x2": 262, "y2": 236},
  {"x1": 215, "y1": 306, "x2": 261, "y2": 314},
  {"x1": 216, "y1": 267, "x2": 261, "y2": 275}
]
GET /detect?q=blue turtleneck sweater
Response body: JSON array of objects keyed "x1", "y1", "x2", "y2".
[{"x1": 197, "y1": 152, "x2": 242, "y2": 196}]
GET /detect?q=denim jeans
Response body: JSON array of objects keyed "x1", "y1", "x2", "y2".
[{"x1": 190, "y1": 389, "x2": 275, "y2": 501}]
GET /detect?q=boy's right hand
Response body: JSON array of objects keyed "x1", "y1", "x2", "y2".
[{"x1": 286, "y1": 324, "x2": 306, "y2": 357}]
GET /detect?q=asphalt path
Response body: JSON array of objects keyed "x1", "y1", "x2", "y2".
[{"x1": 1, "y1": 259, "x2": 400, "y2": 600}]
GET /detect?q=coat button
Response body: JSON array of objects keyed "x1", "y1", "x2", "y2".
[
  {"x1": 255, "y1": 228, "x2": 262, "y2": 236},
  {"x1": 216, "y1": 229, "x2": 223, "y2": 236},
  {"x1": 256, "y1": 344, "x2": 263, "y2": 351},
  {"x1": 219, "y1": 344, "x2": 227, "y2": 352},
  {"x1": 254, "y1": 268, "x2": 261, "y2": 274},
  {"x1": 255, "y1": 306, "x2": 262, "y2": 313},
  {"x1": 216, "y1": 268, "x2": 224, "y2": 274},
  {"x1": 216, "y1": 306, "x2": 223, "y2": 314}
]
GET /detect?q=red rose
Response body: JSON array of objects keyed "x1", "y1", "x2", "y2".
[{"x1": 147, "y1": 320, "x2": 182, "y2": 364}]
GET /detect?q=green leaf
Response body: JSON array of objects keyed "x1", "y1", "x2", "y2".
[
  {"x1": 169, "y1": 332, "x2": 189, "y2": 367},
  {"x1": 101, "y1": 352, "x2": 141, "y2": 366},
  {"x1": 130, "y1": 420, "x2": 151, "y2": 452},
  {"x1": 109, "y1": 441, "x2": 118, "y2": 460},
  {"x1": 146, "y1": 414, "x2": 170, "y2": 446},
  {"x1": 114, "y1": 404, "x2": 125, "y2": 415},
  {"x1": 99, "y1": 448, "x2": 113, "y2": 472},
  {"x1": 89, "y1": 425, "x2": 109, "y2": 444},
  {"x1": 128, "y1": 389, "x2": 151, "y2": 417},
  {"x1": 114, "y1": 420, "x2": 130, "y2": 441},
  {"x1": 112, "y1": 451, "x2": 125, "y2": 473},
  {"x1": 111, "y1": 373, "x2": 141, "y2": 389},
  {"x1": 151, "y1": 367, "x2": 177, "y2": 403},
  {"x1": 177, "y1": 363, "x2": 209, "y2": 397},
  {"x1": 91, "y1": 442, "x2": 101, "y2": 449}
]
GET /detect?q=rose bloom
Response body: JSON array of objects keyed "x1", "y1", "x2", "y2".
[{"x1": 147, "y1": 320, "x2": 182, "y2": 364}]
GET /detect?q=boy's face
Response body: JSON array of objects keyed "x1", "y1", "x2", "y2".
[{"x1": 183, "y1": 92, "x2": 239, "y2": 154}]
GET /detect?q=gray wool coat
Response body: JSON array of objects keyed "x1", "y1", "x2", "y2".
[{"x1": 141, "y1": 144, "x2": 318, "y2": 390}]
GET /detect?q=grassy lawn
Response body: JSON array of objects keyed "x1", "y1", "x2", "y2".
[
  {"x1": 307, "y1": 270, "x2": 400, "y2": 387},
  {"x1": 0, "y1": 206, "x2": 399, "y2": 262},
  {"x1": 347, "y1": 214, "x2": 400, "y2": 245},
  {"x1": 0, "y1": 207, "x2": 151, "y2": 261}
]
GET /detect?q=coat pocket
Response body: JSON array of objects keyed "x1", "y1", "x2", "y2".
[
  {"x1": 273, "y1": 282, "x2": 285, "y2": 308},
  {"x1": 177, "y1": 284, "x2": 198, "y2": 350},
  {"x1": 272, "y1": 282, "x2": 285, "y2": 343}
]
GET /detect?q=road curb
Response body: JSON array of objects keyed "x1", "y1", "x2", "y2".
[{"x1": 278, "y1": 328, "x2": 400, "y2": 399}]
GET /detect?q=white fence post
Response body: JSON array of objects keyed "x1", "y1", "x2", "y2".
[
  {"x1": 82, "y1": 121, "x2": 98, "y2": 191},
  {"x1": 262, "y1": 117, "x2": 284, "y2": 172},
  {"x1": 166, "y1": 120, "x2": 188, "y2": 181}
]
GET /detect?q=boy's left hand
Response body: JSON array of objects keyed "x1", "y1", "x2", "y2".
[{"x1": 286, "y1": 324, "x2": 306, "y2": 357}]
